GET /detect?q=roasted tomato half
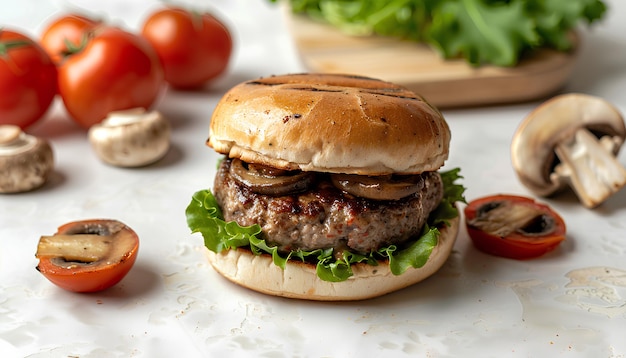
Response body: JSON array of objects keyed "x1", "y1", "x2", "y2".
[
  {"x1": 464, "y1": 194, "x2": 566, "y2": 260},
  {"x1": 35, "y1": 219, "x2": 139, "y2": 293}
]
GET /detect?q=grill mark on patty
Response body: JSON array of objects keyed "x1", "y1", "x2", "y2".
[{"x1": 213, "y1": 159, "x2": 444, "y2": 254}]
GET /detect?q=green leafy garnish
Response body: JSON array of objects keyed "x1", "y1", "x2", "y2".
[
  {"x1": 185, "y1": 169, "x2": 465, "y2": 282},
  {"x1": 272, "y1": 0, "x2": 607, "y2": 66}
]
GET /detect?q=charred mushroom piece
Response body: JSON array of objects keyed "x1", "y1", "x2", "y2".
[
  {"x1": 0, "y1": 125, "x2": 54, "y2": 193},
  {"x1": 330, "y1": 173, "x2": 424, "y2": 200},
  {"x1": 511, "y1": 93, "x2": 626, "y2": 208},
  {"x1": 229, "y1": 158, "x2": 316, "y2": 196},
  {"x1": 88, "y1": 108, "x2": 171, "y2": 167}
]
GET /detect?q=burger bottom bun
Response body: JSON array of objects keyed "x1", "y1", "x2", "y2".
[{"x1": 205, "y1": 216, "x2": 460, "y2": 301}]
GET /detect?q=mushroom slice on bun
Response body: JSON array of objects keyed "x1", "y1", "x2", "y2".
[{"x1": 186, "y1": 73, "x2": 465, "y2": 301}]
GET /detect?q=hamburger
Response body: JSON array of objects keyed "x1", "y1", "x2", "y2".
[{"x1": 186, "y1": 73, "x2": 464, "y2": 301}]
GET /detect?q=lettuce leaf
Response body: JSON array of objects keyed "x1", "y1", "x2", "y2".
[
  {"x1": 273, "y1": 0, "x2": 607, "y2": 66},
  {"x1": 185, "y1": 169, "x2": 465, "y2": 282}
]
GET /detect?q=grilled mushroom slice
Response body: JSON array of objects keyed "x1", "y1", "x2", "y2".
[
  {"x1": 229, "y1": 158, "x2": 316, "y2": 196},
  {"x1": 330, "y1": 173, "x2": 424, "y2": 200}
]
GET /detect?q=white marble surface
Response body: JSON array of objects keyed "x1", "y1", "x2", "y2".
[{"x1": 2, "y1": 0, "x2": 626, "y2": 357}]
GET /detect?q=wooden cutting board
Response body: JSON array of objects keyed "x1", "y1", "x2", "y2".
[{"x1": 285, "y1": 13, "x2": 579, "y2": 108}]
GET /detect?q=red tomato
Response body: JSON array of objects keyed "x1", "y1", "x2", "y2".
[
  {"x1": 0, "y1": 30, "x2": 57, "y2": 129},
  {"x1": 57, "y1": 27, "x2": 165, "y2": 128},
  {"x1": 40, "y1": 14, "x2": 101, "y2": 64},
  {"x1": 141, "y1": 7, "x2": 232, "y2": 89},
  {"x1": 36, "y1": 219, "x2": 139, "y2": 293},
  {"x1": 464, "y1": 194, "x2": 566, "y2": 260}
]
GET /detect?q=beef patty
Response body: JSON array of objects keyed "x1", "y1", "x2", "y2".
[{"x1": 213, "y1": 159, "x2": 444, "y2": 254}]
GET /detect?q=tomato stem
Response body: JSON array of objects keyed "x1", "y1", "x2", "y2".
[
  {"x1": 0, "y1": 39, "x2": 32, "y2": 57},
  {"x1": 60, "y1": 32, "x2": 91, "y2": 58}
]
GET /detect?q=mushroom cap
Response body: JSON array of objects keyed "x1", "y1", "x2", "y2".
[
  {"x1": 0, "y1": 125, "x2": 54, "y2": 193},
  {"x1": 511, "y1": 93, "x2": 626, "y2": 197},
  {"x1": 88, "y1": 109, "x2": 171, "y2": 167}
]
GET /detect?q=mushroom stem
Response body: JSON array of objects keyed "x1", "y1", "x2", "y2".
[
  {"x1": 36, "y1": 234, "x2": 113, "y2": 262},
  {"x1": 0, "y1": 125, "x2": 21, "y2": 144},
  {"x1": 0, "y1": 125, "x2": 37, "y2": 154},
  {"x1": 552, "y1": 128, "x2": 626, "y2": 208}
]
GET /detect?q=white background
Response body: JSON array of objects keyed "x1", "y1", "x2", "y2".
[{"x1": 1, "y1": 0, "x2": 626, "y2": 357}]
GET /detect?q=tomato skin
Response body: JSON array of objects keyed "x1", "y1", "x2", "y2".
[
  {"x1": 36, "y1": 219, "x2": 139, "y2": 293},
  {"x1": 464, "y1": 194, "x2": 566, "y2": 260},
  {"x1": 58, "y1": 27, "x2": 165, "y2": 128},
  {"x1": 141, "y1": 7, "x2": 232, "y2": 89},
  {"x1": 0, "y1": 30, "x2": 57, "y2": 129},
  {"x1": 40, "y1": 14, "x2": 101, "y2": 64}
]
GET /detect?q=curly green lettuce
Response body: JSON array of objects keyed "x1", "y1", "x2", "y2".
[
  {"x1": 185, "y1": 169, "x2": 465, "y2": 282},
  {"x1": 272, "y1": 0, "x2": 607, "y2": 66}
]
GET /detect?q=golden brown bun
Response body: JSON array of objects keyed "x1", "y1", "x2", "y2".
[
  {"x1": 205, "y1": 216, "x2": 459, "y2": 301},
  {"x1": 208, "y1": 73, "x2": 450, "y2": 175}
]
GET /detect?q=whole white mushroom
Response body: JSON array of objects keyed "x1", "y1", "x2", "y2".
[
  {"x1": 88, "y1": 108, "x2": 171, "y2": 167},
  {"x1": 0, "y1": 125, "x2": 54, "y2": 193},
  {"x1": 511, "y1": 93, "x2": 626, "y2": 208}
]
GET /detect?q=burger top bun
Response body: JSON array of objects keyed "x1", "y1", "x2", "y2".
[
  {"x1": 206, "y1": 215, "x2": 459, "y2": 301},
  {"x1": 208, "y1": 73, "x2": 451, "y2": 175}
]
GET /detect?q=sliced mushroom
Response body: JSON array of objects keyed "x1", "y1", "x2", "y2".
[
  {"x1": 36, "y1": 219, "x2": 137, "y2": 269},
  {"x1": 229, "y1": 158, "x2": 316, "y2": 196},
  {"x1": 0, "y1": 125, "x2": 54, "y2": 193},
  {"x1": 88, "y1": 108, "x2": 170, "y2": 167},
  {"x1": 330, "y1": 173, "x2": 424, "y2": 200},
  {"x1": 511, "y1": 93, "x2": 626, "y2": 208}
]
